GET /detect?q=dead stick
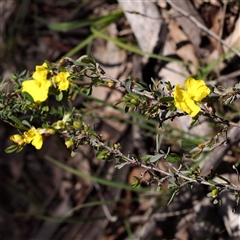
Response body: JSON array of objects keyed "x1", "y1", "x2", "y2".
[{"x1": 167, "y1": 0, "x2": 240, "y2": 58}]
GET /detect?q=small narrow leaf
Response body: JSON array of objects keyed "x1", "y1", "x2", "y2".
[
  {"x1": 191, "y1": 149, "x2": 203, "y2": 159},
  {"x1": 55, "y1": 91, "x2": 63, "y2": 101},
  {"x1": 125, "y1": 79, "x2": 132, "y2": 93},
  {"x1": 166, "y1": 153, "x2": 181, "y2": 163},
  {"x1": 180, "y1": 140, "x2": 198, "y2": 151},
  {"x1": 96, "y1": 150, "x2": 109, "y2": 159},
  {"x1": 159, "y1": 96, "x2": 174, "y2": 103},
  {"x1": 131, "y1": 176, "x2": 141, "y2": 188},
  {"x1": 150, "y1": 154, "x2": 164, "y2": 163},
  {"x1": 141, "y1": 154, "x2": 153, "y2": 161},
  {"x1": 167, "y1": 189, "x2": 179, "y2": 205},
  {"x1": 115, "y1": 161, "x2": 129, "y2": 169},
  {"x1": 22, "y1": 120, "x2": 31, "y2": 128},
  {"x1": 10, "y1": 116, "x2": 25, "y2": 127},
  {"x1": 5, "y1": 145, "x2": 20, "y2": 153}
]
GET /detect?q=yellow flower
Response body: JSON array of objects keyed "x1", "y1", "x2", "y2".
[
  {"x1": 32, "y1": 63, "x2": 49, "y2": 80},
  {"x1": 173, "y1": 78, "x2": 210, "y2": 117},
  {"x1": 9, "y1": 128, "x2": 43, "y2": 150},
  {"x1": 23, "y1": 128, "x2": 43, "y2": 150},
  {"x1": 22, "y1": 63, "x2": 51, "y2": 102},
  {"x1": 52, "y1": 72, "x2": 70, "y2": 91},
  {"x1": 10, "y1": 134, "x2": 25, "y2": 146}
]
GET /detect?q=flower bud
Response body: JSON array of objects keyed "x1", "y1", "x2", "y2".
[
  {"x1": 52, "y1": 120, "x2": 65, "y2": 129},
  {"x1": 130, "y1": 98, "x2": 139, "y2": 106},
  {"x1": 73, "y1": 121, "x2": 83, "y2": 129},
  {"x1": 107, "y1": 81, "x2": 115, "y2": 88}
]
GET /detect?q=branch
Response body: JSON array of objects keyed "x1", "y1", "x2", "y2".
[
  {"x1": 87, "y1": 136, "x2": 240, "y2": 193},
  {"x1": 102, "y1": 73, "x2": 155, "y2": 100}
]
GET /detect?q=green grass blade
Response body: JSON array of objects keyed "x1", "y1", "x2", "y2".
[
  {"x1": 45, "y1": 155, "x2": 149, "y2": 193},
  {"x1": 200, "y1": 47, "x2": 240, "y2": 78},
  {"x1": 91, "y1": 25, "x2": 188, "y2": 64},
  {"x1": 34, "y1": 10, "x2": 123, "y2": 32},
  {"x1": 63, "y1": 10, "x2": 124, "y2": 58}
]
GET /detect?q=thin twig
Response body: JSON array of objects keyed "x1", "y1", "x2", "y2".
[
  {"x1": 167, "y1": 0, "x2": 240, "y2": 58},
  {"x1": 102, "y1": 73, "x2": 155, "y2": 100},
  {"x1": 93, "y1": 182, "x2": 118, "y2": 222},
  {"x1": 90, "y1": 137, "x2": 240, "y2": 192},
  {"x1": 207, "y1": 70, "x2": 240, "y2": 85}
]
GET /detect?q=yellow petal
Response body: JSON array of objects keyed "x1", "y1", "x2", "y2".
[
  {"x1": 184, "y1": 78, "x2": 210, "y2": 101},
  {"x1": 10, "y1": 134, "x2": 25, "y2": 145},
  {"x1": 24, "y1": 128, "x2": 43, "y2": 150},
  {"x1": 173, "y1": 84, "x2": 189, "y2": 102},
  {"x1": 31, "y1": 132, "x2": 43, "y2": 150},
  {"x1": 65, "y1": 140, "x2": 73, "y2": 148},
  {"x1": 173, "y1": 84, "x2": 201, "y2": 117},
  {"x1": 22, "y1": 79, "x2": 51, "y2": 102},
  {"x1": 52, "y1": 72, "x2": 70, "y2": 91},
  {"x1": 32, "y1": 62, "x2": 49, "y2": 80},
  {"x1": 184, "y1": 98, "x2": 201, "y2": 117}
]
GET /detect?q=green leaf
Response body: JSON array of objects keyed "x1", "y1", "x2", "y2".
[
  {"x1": 22, "y1": 120, "x2": 31, "y2": 128},
  {"x1": 75, "y1": 55, "x2": 95, "y2": 65},
  {"x1": 141, "y1": 154, "x2": 153, "y2": 162},
  {"x1": 190, "y1": 118, "x2": 198, "y2": 126},
  {"x1": 150, "y1": 154, "x2": 164, "y2": 163},
  {"x1": 208, "y1": 180, "x2": 220, "y2": 185},
  {"x1": 131, "y1": 176, "x2": 141, "y2": 188},
  {"x1": 159, "y1": 96, "x2": 174, "y2": 103},
  {"x1": 166, "y1": 153, "x2": 181, "y2": 163},
  {"x1": 207, "y1": 192, "x2": 212, "y2": 198},
  {"x1": 96, "y1": 150, "x2": 109, "y2": 159},
  {"x1": 125, "y1": 79, "x2": 132, "y2": 93},
  {"x1": 10, "y1": 116, "x2": 25, "y2": 128},
  {"x1": 125, "y1": 102, "x2": 136, "y2": 108},
  {"x1": 156, "y1": 185, "x2": 161, "y2": 192},
  {"x1": 191, "y1": 149, "x2": 203, "y2": 159},
  {"x1": 167, "y1": 189, "x2": 179, "y2": 205},
  {"x1": 55, "y1": 91, "x2": 63, "y2": 101},
  {"x1": 5, "y1": 145, "x2": 20, "y2": 153},
  {"x1": 115, "y1": 161, "x2": 129, "y2": 169},
  {"x1": 180, "y1": 140, "x2": 198, "y2": 151},
  {"x1": 85, "y1": 86, "x2": 92, "y2": 96}
]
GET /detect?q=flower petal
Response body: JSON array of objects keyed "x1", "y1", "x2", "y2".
[
  {"x1": 22, "y1": 79, "x2": 51, "y2": 102},
  {"x1": 52, "y1": 72, "x2": 70, "y2": 91},
  {"x1": 184, "y1": 98, "x2": 201, "y2": 117},
  {"x1": 173, "y1": 83, "x2": 201, "y2": 117},
  {"x1": 10, "y1": 134, "x2": 25, "y2": 145},
  {"x1": 185, "y1": 78, "x2": 210, "y2": 101},
  {"x1": 31, "y1": 132, "x2": 43, "y2": 150},
  {"x1": 24, "y1": 128, "x2": 43, "y2": 150},
  {"x1": 32, "y1": 62, "x2": 49, "y2": 81}
]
